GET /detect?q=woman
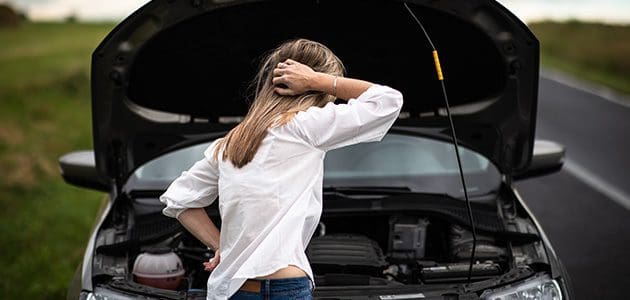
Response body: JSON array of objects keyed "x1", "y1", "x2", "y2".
[{"x1": 160, "y1": 39, "x2": 403, "y2": 300}]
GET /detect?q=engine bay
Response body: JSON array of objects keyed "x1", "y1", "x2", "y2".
[{"x1": 90, "y1": 192, "x2": 548, "y2": 296}]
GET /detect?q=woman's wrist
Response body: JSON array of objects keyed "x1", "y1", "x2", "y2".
[
  {"x1": 309, "y1": 72, "x2": 372, "y2": 100},
  {"x1": 310, "y1": 72, "x2": 335, "y2": 94}
]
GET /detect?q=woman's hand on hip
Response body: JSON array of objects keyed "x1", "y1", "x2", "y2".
[
  {"x1": 272, "y1": 59, "x2": 323, "y2": 96},
  {"x1": 203, "y1": 248, "x2": 220, "y2": 272}
]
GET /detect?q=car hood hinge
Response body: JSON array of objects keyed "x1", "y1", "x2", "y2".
[{"x1": 111, "y1": 139, "x2": 127, "y2": 193}]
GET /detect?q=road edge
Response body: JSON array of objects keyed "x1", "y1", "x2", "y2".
[
  {"x1": 540, "y1": 68, "x2": 630, "y2": 109},
  {"x1": 563, "y1": 159, "x2": 630, "y2": 211}
]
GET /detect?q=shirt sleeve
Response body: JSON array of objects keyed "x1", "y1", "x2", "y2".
[
  {"x1": 291, "y1": 84, "x2": 403, "y2": 151},
  {"x1": 160, "y1": 139, "x2": 222, "y2": 219}
]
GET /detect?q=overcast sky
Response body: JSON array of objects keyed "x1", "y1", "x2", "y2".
[{"x1": 2, "y1": 0, "x2": 630, "y2": 24}]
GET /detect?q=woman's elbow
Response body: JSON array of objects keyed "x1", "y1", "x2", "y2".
[
  {"x1": 160, "y1": 195, "x2": 184, "y2": 219},
  {"x1": 387, "y1": 88, "x2": 404, "y2": 111},
  {"x1": 372, "y1": 86, "x2": 403, "y2": 114},
  {"x1": 380, "y1": 88, "x2": 403, "y2": 120}
]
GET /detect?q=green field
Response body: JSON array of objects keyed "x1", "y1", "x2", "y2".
[
  {"x1": 0, "y1": 22, "x2": 114, "y2": 299},
  {"x1": 530, "y1": 21, "x2": 630, "y2": 96},
  {"x1": 0, "y1": 20, "x2": 628, "y2": 299}
]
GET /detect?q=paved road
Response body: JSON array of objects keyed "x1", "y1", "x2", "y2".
[{"x1": 515, "y1": 75, "x2": 630, "y2": 300}]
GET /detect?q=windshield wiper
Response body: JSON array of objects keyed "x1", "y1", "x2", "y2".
[{"x1": 323, "y1": 186, "x2": 412, "y2": 197}]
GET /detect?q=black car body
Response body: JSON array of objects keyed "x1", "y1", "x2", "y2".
[{"x1": 60, "y1": 0, "x2": 573, "y2": 299}]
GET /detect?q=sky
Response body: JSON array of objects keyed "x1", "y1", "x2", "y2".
[{"x1": 2, "y1": 0, "x2": 630, "y2": 24}]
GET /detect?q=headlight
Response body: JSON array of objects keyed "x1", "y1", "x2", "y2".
[{"x1": 480, "y1": 274, "x2": 563, "y2": 300}]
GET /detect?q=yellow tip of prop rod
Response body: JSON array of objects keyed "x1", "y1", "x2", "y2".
[{"x1": 432, "y1": 50, "x2": 444, "y2": 81}]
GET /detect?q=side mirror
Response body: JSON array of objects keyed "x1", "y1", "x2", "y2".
[
  {"x1": 59, "y1": 150, "x2": 109, "y2": 192},
  {"x1": 514, "y1": 140, "x2": 565, "y2": 180}
]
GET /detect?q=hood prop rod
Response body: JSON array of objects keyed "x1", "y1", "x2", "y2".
[{"x1": 403, "y1": 2, "x2": 478, "y2": 284}]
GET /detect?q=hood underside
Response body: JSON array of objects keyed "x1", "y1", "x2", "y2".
[{"x1": 91, "y1": 0, "x2": 539, "y2": 184}]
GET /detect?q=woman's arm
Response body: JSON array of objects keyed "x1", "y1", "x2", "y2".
[
  {"x1": 177, "y1": 208, "x2": 221, "y2": 250},
  {"x1": 272, "y1": 58, "x2": 404, "y2": 152},
  {"x1": 272, "y1": 58, "x2": 373, "y2": 100},
  {"x1": 160, "y1": 139, "x2": 223, "y2": 270},
  {"x1": 178, "y1": 208, "x2": 221, "y2": 271}
]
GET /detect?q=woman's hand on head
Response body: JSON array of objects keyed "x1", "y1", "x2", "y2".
[{"x1": 272, "y1": 59, "x2": 321, "y2": 96}]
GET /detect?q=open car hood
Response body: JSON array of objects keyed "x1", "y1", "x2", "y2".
[{"x1": 92, "y1": 0, "x2": 538, "y2": 185}]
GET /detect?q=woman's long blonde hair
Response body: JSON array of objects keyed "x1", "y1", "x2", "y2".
[{"x1": 213, "y1": 39, "x2": 345, "y2": 168}]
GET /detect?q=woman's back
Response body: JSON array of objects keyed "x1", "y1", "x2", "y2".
[{"x1": 210, "y1": 117, "x2": 324, "y2": 297}]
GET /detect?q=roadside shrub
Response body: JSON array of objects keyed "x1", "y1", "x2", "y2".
[{"x1": 0, "y1": 4, "x2": 20, "y2": 27}]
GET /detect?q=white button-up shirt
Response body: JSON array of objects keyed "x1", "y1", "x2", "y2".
[{"x1": 160, "y1": 84, "x2": 403, "y2": 299}]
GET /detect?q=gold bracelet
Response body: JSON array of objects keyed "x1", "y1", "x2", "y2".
[{"x1": 332, "y1": 75, "x2": 338, "y2": 97}]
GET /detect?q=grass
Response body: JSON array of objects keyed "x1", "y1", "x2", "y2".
[
  {"x1": 0, "y1": 22, "x2": 114, "y2": 299},
  {"x1": 530, "y1": 21, "x2": 630, "y2": 96}
]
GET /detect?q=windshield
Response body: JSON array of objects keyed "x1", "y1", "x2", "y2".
[{"x1": 129, "y1": 133, "x2": 501, "y2": 198}]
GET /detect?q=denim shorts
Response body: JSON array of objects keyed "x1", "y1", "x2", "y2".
[{"x1": 229, "y1": 276, "x2": 313, "y2": 300}]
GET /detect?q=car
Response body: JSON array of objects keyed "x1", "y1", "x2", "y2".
[{"x1": 59, "y1": 0, "x2": 573, "y2": 299}]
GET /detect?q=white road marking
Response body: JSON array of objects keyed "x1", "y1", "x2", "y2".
[
  {"x1": 540, "y1": 69, "x2": 630, "y2": 109},
  {"x1": 563, "y1": 158, "x2": 630, "y2": 211}
]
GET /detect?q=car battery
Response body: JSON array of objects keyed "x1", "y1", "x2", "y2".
[{"x1": 388, "y1": 216, "x2": 430, "y2": 259}]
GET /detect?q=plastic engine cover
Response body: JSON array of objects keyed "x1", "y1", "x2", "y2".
[{"x1": 306, "y1": 234, "x2": 387, "y2": 276}]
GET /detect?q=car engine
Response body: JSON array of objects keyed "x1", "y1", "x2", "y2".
[{"x1": 89, "y1": 192, "x2": 547, "y2": 298}]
